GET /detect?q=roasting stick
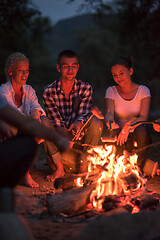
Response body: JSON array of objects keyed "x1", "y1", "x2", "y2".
[
  {"x1": 71, "y1": 114, "x2": 94, "y2": 142},
  {"x1": 132, "y1": 141, "x2": 160, "y2": 154},
  {"x1": 129, "y1": 121, "x2": 160, "y2": 130}
]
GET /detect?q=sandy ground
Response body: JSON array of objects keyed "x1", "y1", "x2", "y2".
[{"x1": 14, "y1": 131, "x2": 160, "y2": 240}]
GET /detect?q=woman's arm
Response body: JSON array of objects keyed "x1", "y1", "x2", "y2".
[
  {"x1": 105, "y1": 98, "x2": 119, "y2": 129},
  {"x1": 105, "y1": 98, "x2": 114, "y2": 123},
  {"x1": 117, "y1": 96, "x2": 151, "y2": 146},
  {"x1": 130, "y1": 96, "x2": 151, "y2": 125}
]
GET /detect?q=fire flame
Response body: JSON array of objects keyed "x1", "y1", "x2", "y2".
[{"x1": 76, "y1": 144, "x2": 147, "y2": 212}]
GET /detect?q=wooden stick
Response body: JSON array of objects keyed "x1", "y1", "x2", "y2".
[
  {"x1": 130, "y1": 120, "x2": 160, "y2": 130},
  {"x1": 132, "y1": 141, "x2": 160, "y2": 154},
  {"x1": 72, "y1": 114, "x2": 94, "y2": 141}
]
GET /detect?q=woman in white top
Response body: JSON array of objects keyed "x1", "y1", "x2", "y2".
[
  {"x1": 0, "y1": 52, "x2": 52, "y2": 187},
  {"x1": 105, "y1": 56, "x2": 151, "y2": 174}
]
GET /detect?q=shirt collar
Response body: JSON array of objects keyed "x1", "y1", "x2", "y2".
[
  {"x1": 7, "y1": 81, "x2": 26, "y2": 96},
  {"x1": 57, "y1": 79, "x2": 78, "y2": 94},
  {"x1": 6, "y1": 81, "x2": 14, "y2": 93}
]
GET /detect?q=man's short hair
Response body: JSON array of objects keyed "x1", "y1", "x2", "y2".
[{"x1": 58, "y1": 50, "x2": 78, "y2": 64}]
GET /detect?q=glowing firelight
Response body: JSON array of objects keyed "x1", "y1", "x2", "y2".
[
  {"x1": 76, "y1": 144, "x2": 147, "y2": 211},
  {"x1": 76, "y1": 177, "x2": 84, "y2": 187}
]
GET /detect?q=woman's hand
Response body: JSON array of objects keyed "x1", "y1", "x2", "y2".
[
  {"x1": 117, "y1": 121, "x2": 130, "y2": 146},
  {"x1": 30, "y1": 110, "x2": 44, "y2": 143},
  {"x1": 30, "y1": 109, "x2": 41, "y2": 123},
  {"x1": 117, "y1": 130, "x2": 129, "y2": 146},
  {"x1": 106, "y1": 120, "x2": 119, "y2": 130}
]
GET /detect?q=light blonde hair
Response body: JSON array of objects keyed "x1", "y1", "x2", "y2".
[{"x1": 5, "y1": 52, "x2": 29, "y2": 81}]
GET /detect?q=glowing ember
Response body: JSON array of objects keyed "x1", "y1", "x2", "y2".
[
  {"x1": 76, "y1": 177, "x2": 84, "y2": 187},
  {"x1": 76, "y1": 144, "x2": 147, "y2": 212},
  {"x1": 134, "y1": 141, "x2": 138, "y2": 147}
]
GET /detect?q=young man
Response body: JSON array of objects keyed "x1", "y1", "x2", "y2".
[
  {"x1": 43, "y1": 50, "x2": 103, "y2": 183},
  {"x1": 0, "y1": 95, "x2": 69, "y2": 188}
]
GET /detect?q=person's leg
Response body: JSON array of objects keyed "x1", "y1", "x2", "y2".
[
  {"x1": 43, "y1": 126, "x2": 71, "y2": 181},
  {"x1": 75, "y1": 116, "x2": 103, "y2": 172},
  {"x1": 128, "y1": 125, "x2": 151, "y2": 172},
  {"x1": 0, "y1": 136, "x2": 39, "y2": 188},
  {"x1": 82, "y1": 116, "x2": 103, "y2": 152}
]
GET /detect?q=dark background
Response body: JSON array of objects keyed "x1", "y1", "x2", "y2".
[{"x1": 0, "y1": 0, "x2": 160, "y2": 118}]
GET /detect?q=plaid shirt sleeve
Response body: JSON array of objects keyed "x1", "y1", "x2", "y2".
[
  {"x1": 76, "y1": 82, "x2": 93, "y2": 122},
  {"x1": 43, "y1": 85, "x2": 65, "y2": 127}
]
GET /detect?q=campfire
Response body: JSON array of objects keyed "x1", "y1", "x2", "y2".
[
  {"x1": 46, "y1": 143, "x2": 160, "y2": 218},
  {"x1": 76, "y1": 144, "x2": 147, "y2": 213}
]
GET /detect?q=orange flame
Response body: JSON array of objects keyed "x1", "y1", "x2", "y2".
[{"x1": 76, "y1": 144, "x2": 147, "y2": 211}]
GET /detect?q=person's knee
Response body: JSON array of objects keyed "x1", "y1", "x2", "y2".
[
  {"x1": 89, "y1": 116, "x2": 103, "y2": 134},
  {"x1": 135, "y1": 126, "x2": 151, "y2": 144}
]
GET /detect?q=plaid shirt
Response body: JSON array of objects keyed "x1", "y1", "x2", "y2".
[{"x1": 43, "y1": 79, "x2": 93, "y2": 128}]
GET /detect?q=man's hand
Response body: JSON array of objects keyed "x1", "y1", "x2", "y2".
[
  {"x1": 91, "y1": 106, "x2": 104, "y2": 119},
  {"x1": 69, "y1": 120, "x2": 83, "y2": 140},
  {"x1": 0, "y1": 120, "x2": 18, "y2": 140}
]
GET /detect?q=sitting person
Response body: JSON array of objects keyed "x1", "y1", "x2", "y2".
[
  {"x1": 43, "y1": 49, "x2": 103, "y2": 183},
  {"x1": 105, "y1": 56, "x2": 153, "y2": 175},
  {"x1": 0, "y1": 52, "x2": 53, "y2": 187},
  {"x1": 0, "y1": 94, "x2": 69, "y2": 188}
]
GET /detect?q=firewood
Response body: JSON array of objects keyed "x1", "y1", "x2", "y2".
[
  {"x1": 140, "y1": 194, "x2": 159, "y2": 210},
  {"x1": 102, "y1": 195, "x2": 120, "y2": 211},
  {"x1": 46, "y1": 184, "x2": 96, "y2": 215},
  {"x1": 101, "y1": 205, "x2": 132, "y2": 216},
  {"x1": 54, "y1": 170, "x2": 101, "y2": 190},
  {"x1": 54, "y1": 175, "x2": 85, "y2": 190}
]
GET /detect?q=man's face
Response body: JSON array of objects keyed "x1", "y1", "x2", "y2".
[{"x1": 56, "y1": 56, "x2": 79, "y2": 82}]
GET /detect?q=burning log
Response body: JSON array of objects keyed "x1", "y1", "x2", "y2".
[
  {"x1": 54, "y1": 175, "x2": 85, "y2": 190},
  {"x1": 132, "y1": 194, "x2": 159, "y2": 210},
  {"x1": 46, "y1": 184, "x2": 96, "y2": 215},
  {"x1": 102, "y1": 195, "x2": 133, "y2": 213},
  {"x1": 102, "y1": 205, "x2": 132, "y2": 216},
  {"x1": 102, "y1": 195, "x2": 120, "y2": 211},
  {"x1": 54, "y1": 170, "x2": 100, "y2": 190}
]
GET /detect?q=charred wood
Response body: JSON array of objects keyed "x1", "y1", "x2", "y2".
[{"x1": 46, "y1": 184, "x2": 96, "y2": 215}]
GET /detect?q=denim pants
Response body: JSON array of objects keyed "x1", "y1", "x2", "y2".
[{"x1": 43, "y1": 116, "x2": 103, "y2": 167}]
